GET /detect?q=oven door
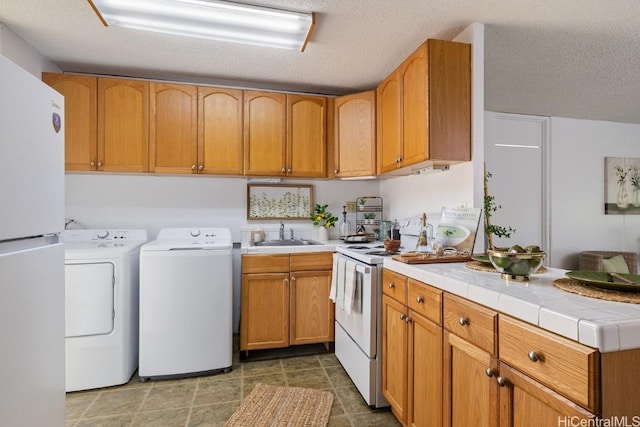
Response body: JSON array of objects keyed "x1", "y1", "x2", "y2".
[{"x1": 334, "y1": 254, "x2": 377, "y2": 358}]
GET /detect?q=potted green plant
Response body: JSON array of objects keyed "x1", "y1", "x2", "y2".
[
  {"x1": 310, "y1": 204, "x2": 338, "y2": 241},
  {"x1": 483, "y1": 169, "x2": 516, "y2": 250}
]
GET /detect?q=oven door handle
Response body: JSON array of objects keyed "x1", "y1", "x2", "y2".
[{"x1": 355, "y1": 264, "x2": 371, "y2": 275}]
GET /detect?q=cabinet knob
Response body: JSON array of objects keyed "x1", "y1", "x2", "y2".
[
  {"x1": 287, "y1": 168, "x2": 292, "y2": 174},
  {"x1": 198, "y1": 165, "x2": 204, "y2": 171},
  {"x1": 334, "y1": 169, "x2": 339, "y2": 174},
  {"x1": 291, "y1": 276, "x2": 296, "y2": 282},
  {"x1": 97, "y1": 161, "x2": 103, "y2": 167},
  {"x1": 388, "y1": 282, "x2": 395, "y2": 289},
  {"x1": 496, "y1": 376, "x2": 507, "y2": 387},
  {"x1": 283, "y1": 278, "x2": 289, "y2": 284},
  {"x1": 281, "y1": 168, "x2": 286, "y2": 173},
  {"x1": 399, "y1": 314, "x2": 406, "y2": 321},
  {"x1": 192, "y1": 165, "x2": 197, "y2": 170},
  {"x1": 528, "y1": 351, "x2": 541, "y2": 362},
  {"x1": 485, "y1": 368, "x2": 495, "y2": 377},
  {"x1": 458, "y1": 317, "x2": 469, "y2": 326},
  {"x1": 416, "y1": 296, "x2": 424, "y2": 304},
  {"x1": 90, "y1": 161, "x2": 96, "y2": 166}
]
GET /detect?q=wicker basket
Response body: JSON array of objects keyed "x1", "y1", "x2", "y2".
[
  {"x1": 578, "y1": 251, "x2": 638, "y2": 274},
  {"x1": 383, "y1": 239, "x2": 401, "y2": 253}
]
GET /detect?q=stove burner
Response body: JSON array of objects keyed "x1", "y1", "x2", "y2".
[
  {"x1": 347, "y1": 245, "x2": 371, "y2": 249},
  {"x1": 365, "y1": 250, "x2": 397, "y2": 256}
]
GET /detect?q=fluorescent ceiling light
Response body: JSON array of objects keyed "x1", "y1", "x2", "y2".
[{"x1": 88, "y1": 0, "x2": 315, "y2": 51}]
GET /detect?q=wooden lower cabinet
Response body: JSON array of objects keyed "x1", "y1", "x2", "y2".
[
  {"x1": 382, "y1": 272, "x2": 443, "y2": 427},
  {"x1": 497, "y1": 362, "x2": 595, "y2": 427},
  {"x1": 443, "y1": 331, "x2": 498, "y2": 427},
  {"x1": 240, "y1": 253, "x2": 334, "y2": 352}
]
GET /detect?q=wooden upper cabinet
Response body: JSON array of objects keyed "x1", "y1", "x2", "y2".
[
  {"x1": 149, "y1": 82, "x2": 198, "y2": 174},
  {"x1": 42, "y1": 73, "x2": 97, "y2": 171},
  {"x1": 287, "y1": 94, "x2": 327, "y2": 178},
  {"x1": 243, "y1": 90, "x2": 286, "y2": 176},
  {"x1": 377, "y1": 72, "x2": 402, "y2": 174},
  {"x1": 333, "y1": 90, "x2": 376, "y2": 178},
  {"x1": 377, "y1": 39, "x2": 471, "y2": 175},
  {"x1": 97, "y1": 77, "x2": 149, "y2": 172},
  {"x1": 198, "y1": 87, "x2": 243, "y2": 175}
]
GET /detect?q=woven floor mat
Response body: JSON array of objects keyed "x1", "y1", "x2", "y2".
[{"x1": 224, "y1": 383, "x2": 333, "y2": 427}]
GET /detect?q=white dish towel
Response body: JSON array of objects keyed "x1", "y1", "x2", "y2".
[
  {"x1": 330, "y1": 254, "x2": 347, "y2": 308},
  {"x1": 343, "y1": 259, "x2": 357, "y2": 314}
]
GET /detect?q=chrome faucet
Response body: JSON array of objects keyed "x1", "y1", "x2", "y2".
[{"x1": 279, "y1": 221, "x2": 285, "y2": 240}]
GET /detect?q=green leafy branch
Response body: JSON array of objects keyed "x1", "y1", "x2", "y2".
[{"x1": 484, "y1": 169, "x2": 516, "y2": 250}]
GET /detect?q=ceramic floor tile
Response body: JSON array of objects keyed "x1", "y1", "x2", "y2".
[
  {"x1": 318, "y1": 352, "x2": 341, "y2": 367},
  {"x1": 333, "y1": 385, "x2": 372, "y2": 414},
  {"x1": 66, "y1": 390, "x2": 100, "y2": 419},
  {"x1": 242, "y1": 372, "x2": 287, "y2": 396},
  {"x1": 131, "y1": 408, "x2": 189, "y2": 427},
  {"x1": 281, "y1": 354, "x2": 322, "y2": 371},
  {"x1": 325, "y1": 365, "x2": 355, "y2": 388},
  {"x1": 84, "y1": 388, "x2": 148, "y2": 418},
  {"x1": 188, "y1": 401, "x2": 241, "y2": 427},
  {"x1": 328, "y1": 414, "x2": 353, "y2": 427},
  {"x1": 193, "y1": 377, "x2": 241, "y2": 405},
  {"x1": 141, "y1": 383, "x2": 196, "y2": 411},
  {"x1": 75, "y1": 414, "x2": 135, "y2": 427},
  {"x1": 241, "y1": 358, "x2": 283, "y2": 376},
  {"x1": 285, "y1": 367, "x2": 333, "y2": 389},
  {"x1": 349, "y1": 409, "x2": 402, "y2": 426}
]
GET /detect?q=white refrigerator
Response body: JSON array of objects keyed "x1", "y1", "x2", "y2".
[{"x1": 0, "y1": 55, "x2": 66, "y2": 426}]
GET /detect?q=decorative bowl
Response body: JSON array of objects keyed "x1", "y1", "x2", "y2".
[
  {"x1": 488, "y1": 249, "x2": 546, "y2": 280},
  {"x1": 436, "y1": 225, "x2": 470, "y2": 247},
  {"x1": 383, "y1": 239, "x2": 401, "y2": 253}
]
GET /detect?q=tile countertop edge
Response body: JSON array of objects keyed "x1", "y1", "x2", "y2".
[
  {"x1": 382, "y1": 258, "x2": 640, "y2": 353},
  {"x1": 240, "y1": 241, "x2": 340, "y2": 254}
]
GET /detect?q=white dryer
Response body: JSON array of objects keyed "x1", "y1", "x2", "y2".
[
  {"x1": 61, "y1": 229, "x2": 148, "y2": 392},
  {"x1": 139, "y1": 227, "x2": 233, "y2": 381}
]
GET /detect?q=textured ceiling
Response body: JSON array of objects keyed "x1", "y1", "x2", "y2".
[{"x1": 1, "y1": 0, "x2": 638, "y2": 123}]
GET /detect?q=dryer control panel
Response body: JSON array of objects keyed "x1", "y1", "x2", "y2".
[{"x1": 61, "y1": 229, "x2": 149, "y2": 243}]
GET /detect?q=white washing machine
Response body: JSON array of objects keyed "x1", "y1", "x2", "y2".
[
  {"x1": 61, "y1": 229, "x2": 148, "y2": 392},
  {"x1": 139, "y1": 227, "x2": 233, "y2": 380}
]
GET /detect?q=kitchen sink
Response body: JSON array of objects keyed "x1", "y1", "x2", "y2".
[{"x1": 253, "y1": 239, "x2": 322, "y2": 246}]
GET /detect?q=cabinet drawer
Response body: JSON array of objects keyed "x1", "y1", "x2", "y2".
[
  {"x1": 242, "y1": 254, "x2": 290, "y2": 274},
  {"x1": 499, "y1": 315, "x2": 599, "y2": 412},
  {"x1": 443, "y1": 293, "x2": 497, "y2": 355},
  {"x1": 382, "y1": 269, "x2": 407, "y2": 304},
  {"x1": 290, "y1": 252, "x2": 333, "y2": 271},
  {"x1": 407, "y1": 279, "x2": 442, "y2": 325}
]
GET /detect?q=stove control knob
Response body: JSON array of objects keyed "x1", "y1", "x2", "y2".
[
  {"x1": 190, "y1": 229, "x2": 201, "y2": 237},
  {"x1": 97, "y1": 230, "x2": 109, "y2": 239}
]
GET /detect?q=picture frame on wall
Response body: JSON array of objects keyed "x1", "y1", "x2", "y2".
[
  {"x1": 604, "y1": 156, "x2": 640, "y2": 215},
  {"x1": 247, "y1": 184, "x2": 313, "y2": 220}
]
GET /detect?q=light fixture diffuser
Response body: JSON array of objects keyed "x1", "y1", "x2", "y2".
[{"x1": 88, "y1": 0, "x2": 315, "y2": 51}]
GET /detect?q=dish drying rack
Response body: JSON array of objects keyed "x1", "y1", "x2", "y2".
[{"x1": 355, "y1": 196, "x2": 383, "y2": 240}]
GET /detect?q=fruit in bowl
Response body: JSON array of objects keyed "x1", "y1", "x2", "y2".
[{"x1": 488, "y1": 245, "x2": 546, "y2": 280}]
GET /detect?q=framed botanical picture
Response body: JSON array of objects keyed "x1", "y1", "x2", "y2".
[
  {"x1": 247, "y1": 184, "x2": 313, "y2": 220},
  {"x1": 604, "y1": 156, "x2": 640, "y2": 214}
]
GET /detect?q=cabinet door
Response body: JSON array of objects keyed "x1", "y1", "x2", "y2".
[
  {"x1": 444, "y1": 331, "x2": 499, "y2": 427},
  {"x1": 376, "y1": 71, "x2": 402, "y2": 174},
  {"x1": 150, "y1": 82, "x2": 198, "y2": 174},
  {"x1": 289, "y1": 270, "x2": 333, "y2": 345},
  {"x1": 382, "y1": 295, "x2": 408, "y2": 423},
  {"x1": 408, "y1": 311, "x2": 442, "y2": 427},
  {"x1": 243, "y1": 91, "x2": 286, "y2": 176},
  {"x1": 333, "y1": 91, "x2": 376, "y2": 178},
  {"x1": 287, "y1": 94, "x2": 327, "y2": 177},
  {"x1": 240, "y1": 273, "x2": 289, "y2": 351},
  {"x1": 400, "y1": 43, "x2": 428, "y2": 166},
  {"x1": 427, "y1": 39, "x2": 471, "y2": 161},
  {"x1": 198, "y1": 87, "x2": 243, "y2": 175},
  {"x1": 498, "y1": 362, "x2": 596, "y2": 427},
  {"x1": 98, "y1": 78, "x2": 149, "y2": 172},
  {"x1": 42, "y1": 73, "x2": 97, "y2": 171}
]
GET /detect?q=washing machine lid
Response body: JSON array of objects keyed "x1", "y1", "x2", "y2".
[
  {"x1": 61, "y1": 229, "x2": 148, "y2": 258},
  {"x1": 142, "y1": 227, "x2": 232, "y2": 251}
]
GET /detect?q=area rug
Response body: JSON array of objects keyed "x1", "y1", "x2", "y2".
[{"x1": 224, "y1": 383, "x2": 334, "y2": 427}]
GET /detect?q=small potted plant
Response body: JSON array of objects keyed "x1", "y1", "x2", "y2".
[
  {"x1": 357, "y1": 197, "x2": 367, "y2": 211},
  {"x1": 310, "y1": 204, "x2": 338, "y2": 241},
  {"x1": 363, "y1": 213, "x2": 376, "y2": 224}
]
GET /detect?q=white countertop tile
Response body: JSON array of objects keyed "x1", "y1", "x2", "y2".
[{"x1": 383, "y1": 258, "x2": 640, "y2": 352}]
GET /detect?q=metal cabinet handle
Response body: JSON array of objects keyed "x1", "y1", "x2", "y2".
[
  {"x1": 334, "y1": 169, "x2": 339, "y2": 174},
  {"x1": 287, "y1": 168, "x2": 292, "y2": 174},
  {"x1": 388, "y1": 282, "x2": 395, "y2": 289},
  {"x1": 528, "y1": 351, "x2": 540, "y2": 362},
  {"x1": 400, "y1": 314, "x2": 406, "y2": 320},
  {"x1": 459, "y1": 317, "x2": 469, "y2": 326},
  {"x1": 291, "y1": 276, "x2": 296, "y2": 282},
  {"x1": 416, "y1": 296, "x2": 424, "y2": 304},
  {"x1": 192, "y1": 165, "x2": 197, "y2": 170},
  {"x1": 97, "y1": 161, "x2": 103, "y2": 167},
  {"x1": 496, "y1": 376, "x2": 507, "y2": 387},
  {"x1": 283, "y1": 278, "x2": 289, "y2": 284},
  {"x1": 198, "y1": 165, "x2": 203, "y2": 171},
  {"x1": 281, "y1": 167, "x2": 286, "y2": 173},
  {"x1": 90, "y1": 161, "x2": 96, "y2": 166},
  {"x1": 485, "y1": 368, "x2": 495, "y2": 377}
]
